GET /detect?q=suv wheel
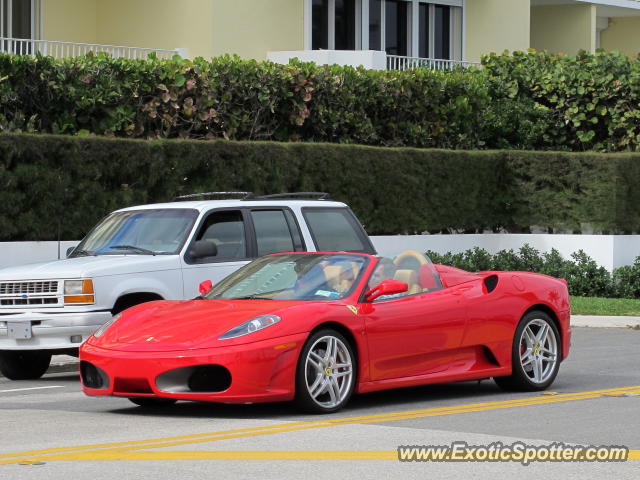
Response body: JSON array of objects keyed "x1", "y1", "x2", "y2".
[{"x1": 0, "y1": 351, "x2": 52, "y2": 380}]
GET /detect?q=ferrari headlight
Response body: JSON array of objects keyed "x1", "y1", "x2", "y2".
[
  {"x1": 218, "y1": 315, "x2": 281, "y2": 340},
  {"x1": 93, "y1": 313, "x2": 121, "y2": 339}
]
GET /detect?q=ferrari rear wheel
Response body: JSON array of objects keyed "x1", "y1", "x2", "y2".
[
  {"x1": 128, "y1": 397, "x2": 178, "y2": 408},
  {"x1": 494, "y1": 311, "x2": 560, "y2": 391},
  {"x1": 295, "y1": 329, "x2": 356, "y2": 413}
]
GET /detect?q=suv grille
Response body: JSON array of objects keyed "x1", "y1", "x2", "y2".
[{"x1": 0, "y1": 281, "x2": 59, "y2": 295}]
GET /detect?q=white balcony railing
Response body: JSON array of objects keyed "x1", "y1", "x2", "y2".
[
  {"x1": 0, "y1": 37, "x2": 181, "y2": 60},
  {"x1": 386, "y1": 55, "x2": 480, "y2": 71}
]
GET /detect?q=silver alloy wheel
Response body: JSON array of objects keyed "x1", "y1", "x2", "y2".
[
  {"x1": 304, "y1": 335, "x2": 353, "y2": 409},
  {"x1": 519, "y1": 318, "x2": 558, "y2": 384}
]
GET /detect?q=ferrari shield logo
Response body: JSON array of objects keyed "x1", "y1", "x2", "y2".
[{"x1": 346, "y1": 305, "x2": 358, "y2": 315}]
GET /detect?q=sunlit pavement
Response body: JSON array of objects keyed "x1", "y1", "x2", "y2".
[{"x1": 1, "y1": 327, "x2": 638, "y2": 479}]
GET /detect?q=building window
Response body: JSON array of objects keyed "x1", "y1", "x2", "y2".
[
  {"x1": 369, "y1": 0, "x2": 382, "y2": 50},
  {"x1": 309, "y1": 0, "x2": 461, "y2": 59},
  {"x1": 418, "y1": 2, "x2": 429, "y2": 58},
  {"x1": 312, "y1": 0, "x2": 359, "y2": 50},
  {"x1": 312, "y1": 0, "x2": 329, "y2": 49},
  {"x1": 434, "y1": 5, "x2": 450, "y2": 60},
  {"x1": 368, "y1": 1, "x2": 461, "y2": 59},
  {"x1": 1, "y1": 0, "x2": 35, "y2": 39},
  {"x1": 385, "y1": 0, "x2": 409, "y2": 56},
  {"x1": 335, "y1": 0, "x2": 357, "y2": 49}
]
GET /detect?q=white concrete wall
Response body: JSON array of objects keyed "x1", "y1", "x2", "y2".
[
  {"x1": 1, "y1": 235, "x2": 639, "y2": 272},
  {"x1": 371, "y1": 235, "x2": 640, "y2": 272},
  {"x1": 0, "y1": 242, "x2": 78, "y2": 270}
]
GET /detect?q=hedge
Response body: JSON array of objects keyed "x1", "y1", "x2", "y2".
[
  {"x1": 1, "y1": 133, "x2": 640, "y2": 241},
  {"x1": 1, "y1": 50, "x2": 640, "y2": 151},
  {"x1": 426, "y1": 245, "x2": 640, "y2": 299}
]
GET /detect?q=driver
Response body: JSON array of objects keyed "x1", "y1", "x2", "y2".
[{"x1": 367, "y1": 258, "x2": 396, "y2": 291}]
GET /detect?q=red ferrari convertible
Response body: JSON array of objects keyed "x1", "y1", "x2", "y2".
[{"x1": 80, "y1": 251, "x2": 571, "y2": 413}]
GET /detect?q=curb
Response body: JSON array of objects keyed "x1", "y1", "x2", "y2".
[
  {"x1": 570, "y1": 315, "x2": 640, "y2": 329},
  {"x1": 48, "y1": 355, "x2": 78, "y2": 375}
]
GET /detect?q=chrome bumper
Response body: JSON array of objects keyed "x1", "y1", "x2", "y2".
[{"x1": 0, "y1": 310, "x2": 112, "y2": 350}]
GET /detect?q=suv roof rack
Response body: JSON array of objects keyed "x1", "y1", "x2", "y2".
[
  {"x1": 248, "y1": 192, "x2": 332, "y2": 201},
  {"x1": 172, "y1": 192, "x2": 253, "y2": 201},
  {"x1": 172, "y1": 191, "x2": 332, "y2": 202}
]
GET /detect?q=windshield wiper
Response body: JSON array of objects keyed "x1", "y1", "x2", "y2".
[
  {"x1": 109, "y1": 245, "x2": 157, "y2": 255},
  {"x1": 230, "y1": 295, "x2": 274, "y2": 300},
  {"x1": 71, "y1": 248, "x2": 92, "y2": 257}
]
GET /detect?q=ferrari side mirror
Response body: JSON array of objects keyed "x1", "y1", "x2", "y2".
[
  {"x1": 365, "y1": 279, "x2": 408, "y2": 302},
  {"x1": 199, "y1": 280, "x2": 213, "y2": 295}
]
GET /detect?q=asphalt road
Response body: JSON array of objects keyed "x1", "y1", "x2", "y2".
[{"x1": 0, "y1": 327, "x2": 638, "y2": 479}]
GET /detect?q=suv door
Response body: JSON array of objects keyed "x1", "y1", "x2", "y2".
[
  {"x1": 302, "y1": 207, "x2": 376, "y2": 253},
  {"x1": 181, "y1": 208, "x2": 307, "y2": 298},
  {"x1": 248, "y1": 208, "x2": 306, "y2": 256},
  {"x1": 181, "y1": 209, "x2": 252, "y2": 298}
]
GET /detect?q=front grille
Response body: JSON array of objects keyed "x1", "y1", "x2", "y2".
[
  {"x1": 0, "y1": 281, "x2": 59, "y2": 295},
  {"x1": 0, "y1": 298, "x2": 58, "y2": 306},
  {"x1": 114, "y1": 378, "x2": 153, "y2": 395}
]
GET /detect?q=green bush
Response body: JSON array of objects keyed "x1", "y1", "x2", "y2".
[
  {"x1": 1, "y1": 50, "x2": 640, "y2": 151},
  {"x1": 2, "y1": 134, "x2": 640, "y2": 241},
  {"x1": 426, "y1": 245, "x2": 640, "y2": 299},
  {"x1": 613, "y1": 259, "x2": 640, "y2": 299},
  {"x1": 482, "y1": 49, "x2": 640, "y2": 152},
  {"x1": 0, "y1": 53, "x2": 493, "y2": 149}
]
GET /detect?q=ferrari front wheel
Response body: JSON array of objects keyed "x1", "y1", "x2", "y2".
[
  {"x1": 495, "y1": 311, "x2": 560, "y2": 391},
  {"x1": 295, "y1": 329, "x2": 356, "y2": 413}
]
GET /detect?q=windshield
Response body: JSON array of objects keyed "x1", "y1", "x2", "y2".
[
  {"x1": 71, "y1": 209, "x2": 198, "y2": 257},
  {"x1": 206, "y1": 253, "x2": 370, "y2": 301}
]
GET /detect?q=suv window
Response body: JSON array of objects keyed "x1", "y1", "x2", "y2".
[
  {"x1": 250, "y1": 210, "x2": 300, "y2": 256},
  {"x1": 196, "y1": 210, "x2": 247, "y2": 260},
  {"x1": 302, "y1": 208, "x2": 373, "y2": 253}
]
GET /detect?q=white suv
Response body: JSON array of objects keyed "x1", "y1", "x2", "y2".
[{"x1": 0, "y1": 192, "x2": 375, "y2": 379}]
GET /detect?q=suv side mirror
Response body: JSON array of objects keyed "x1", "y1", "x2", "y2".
[
  {"x1": 66, "y1": 246, "x2": 76, "y2": 258},
  {"x1": 190, "y1": 240, "x2": 218, "y2": 259},
  {"x1": 365, "y1": 280, "x2": 408, "y2": 302},
  {"x1": 199, "y1": 280, "x2": 213, "y2": 295}
]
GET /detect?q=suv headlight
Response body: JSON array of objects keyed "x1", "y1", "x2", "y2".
[
  {"x1": 64, "y1": 279, "x2": 95, "y2": 304},
  {"x1": 93, "y1": 313, "x2": 121, "y2": 339},
  {"x1": 218, "y1": 315, "x2": 281, "y2": 340}
]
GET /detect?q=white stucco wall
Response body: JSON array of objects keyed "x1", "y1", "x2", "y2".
[
  {"x1": 1, "y1": 236, "x2": 639, "y2": 272},
  {"x1": 371, "y1": 235, "x2": 640, "y2": 272}
]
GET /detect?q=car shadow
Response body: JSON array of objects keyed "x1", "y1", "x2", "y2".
[{"x1": 104, "y1": 379, "x2": 521, "y2": 421}]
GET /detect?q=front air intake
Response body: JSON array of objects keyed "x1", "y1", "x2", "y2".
[
  {"x1": 188, "y1": 365, "x2": 232, "y2": 392},
  {"x1": 156, "y1": 365, "x2": 232, "y2": 393},
  {"x1": 80, "y1": 361, "x2": 109, "y2": 389}
]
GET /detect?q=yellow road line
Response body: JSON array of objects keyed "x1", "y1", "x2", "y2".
[
  {"x1": 1, "y1": 384, "x2": 638, "y2": 465},
  {"x1": 10, "y1": 449, "x2": 640, "y2": 462}
]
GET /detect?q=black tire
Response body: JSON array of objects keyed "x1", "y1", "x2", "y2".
[
  {"x1": 128, "y1": 397, "x2": 178, "y2": 408},
  {"x1": 0, "y1": 351, "x2": 52, "y2": 380},
  {"x1": 295, "y1": 329, "x2": 356, "y2": 414},
  {"x1": 494, "y1": 310, "x2": 561, "y2": 392}
]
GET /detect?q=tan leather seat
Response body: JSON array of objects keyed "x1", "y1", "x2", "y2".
[
  {"x1": 322, "y1": 265, "x2": 344, "y2": 292},
  {"x1": 393, "y1": 269, "x2": 422, "y2": 295}
]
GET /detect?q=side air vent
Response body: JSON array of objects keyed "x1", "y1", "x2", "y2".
[
  {"x1": 80, "y1": 361, "x2": 110, "y2": 390},
  {"x1": 484, "y1": 275, "x2": 499, "y2": 293}
]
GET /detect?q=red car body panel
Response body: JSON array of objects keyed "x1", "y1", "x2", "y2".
[{"x1": 80, "y1": 254, "x2": 571, "y2": 404}]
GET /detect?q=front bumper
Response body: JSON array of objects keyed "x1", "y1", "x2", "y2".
[
  {"x1": 0, "y1": 310, "x2": 112, "y2": 350},
  {"x1": 80, "y1": 333, "x2": 306, "y2": 404}
]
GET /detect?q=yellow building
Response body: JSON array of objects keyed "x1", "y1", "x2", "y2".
[{"x1": 1, "y1": 1, "x2": 639, "y2": 69}]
